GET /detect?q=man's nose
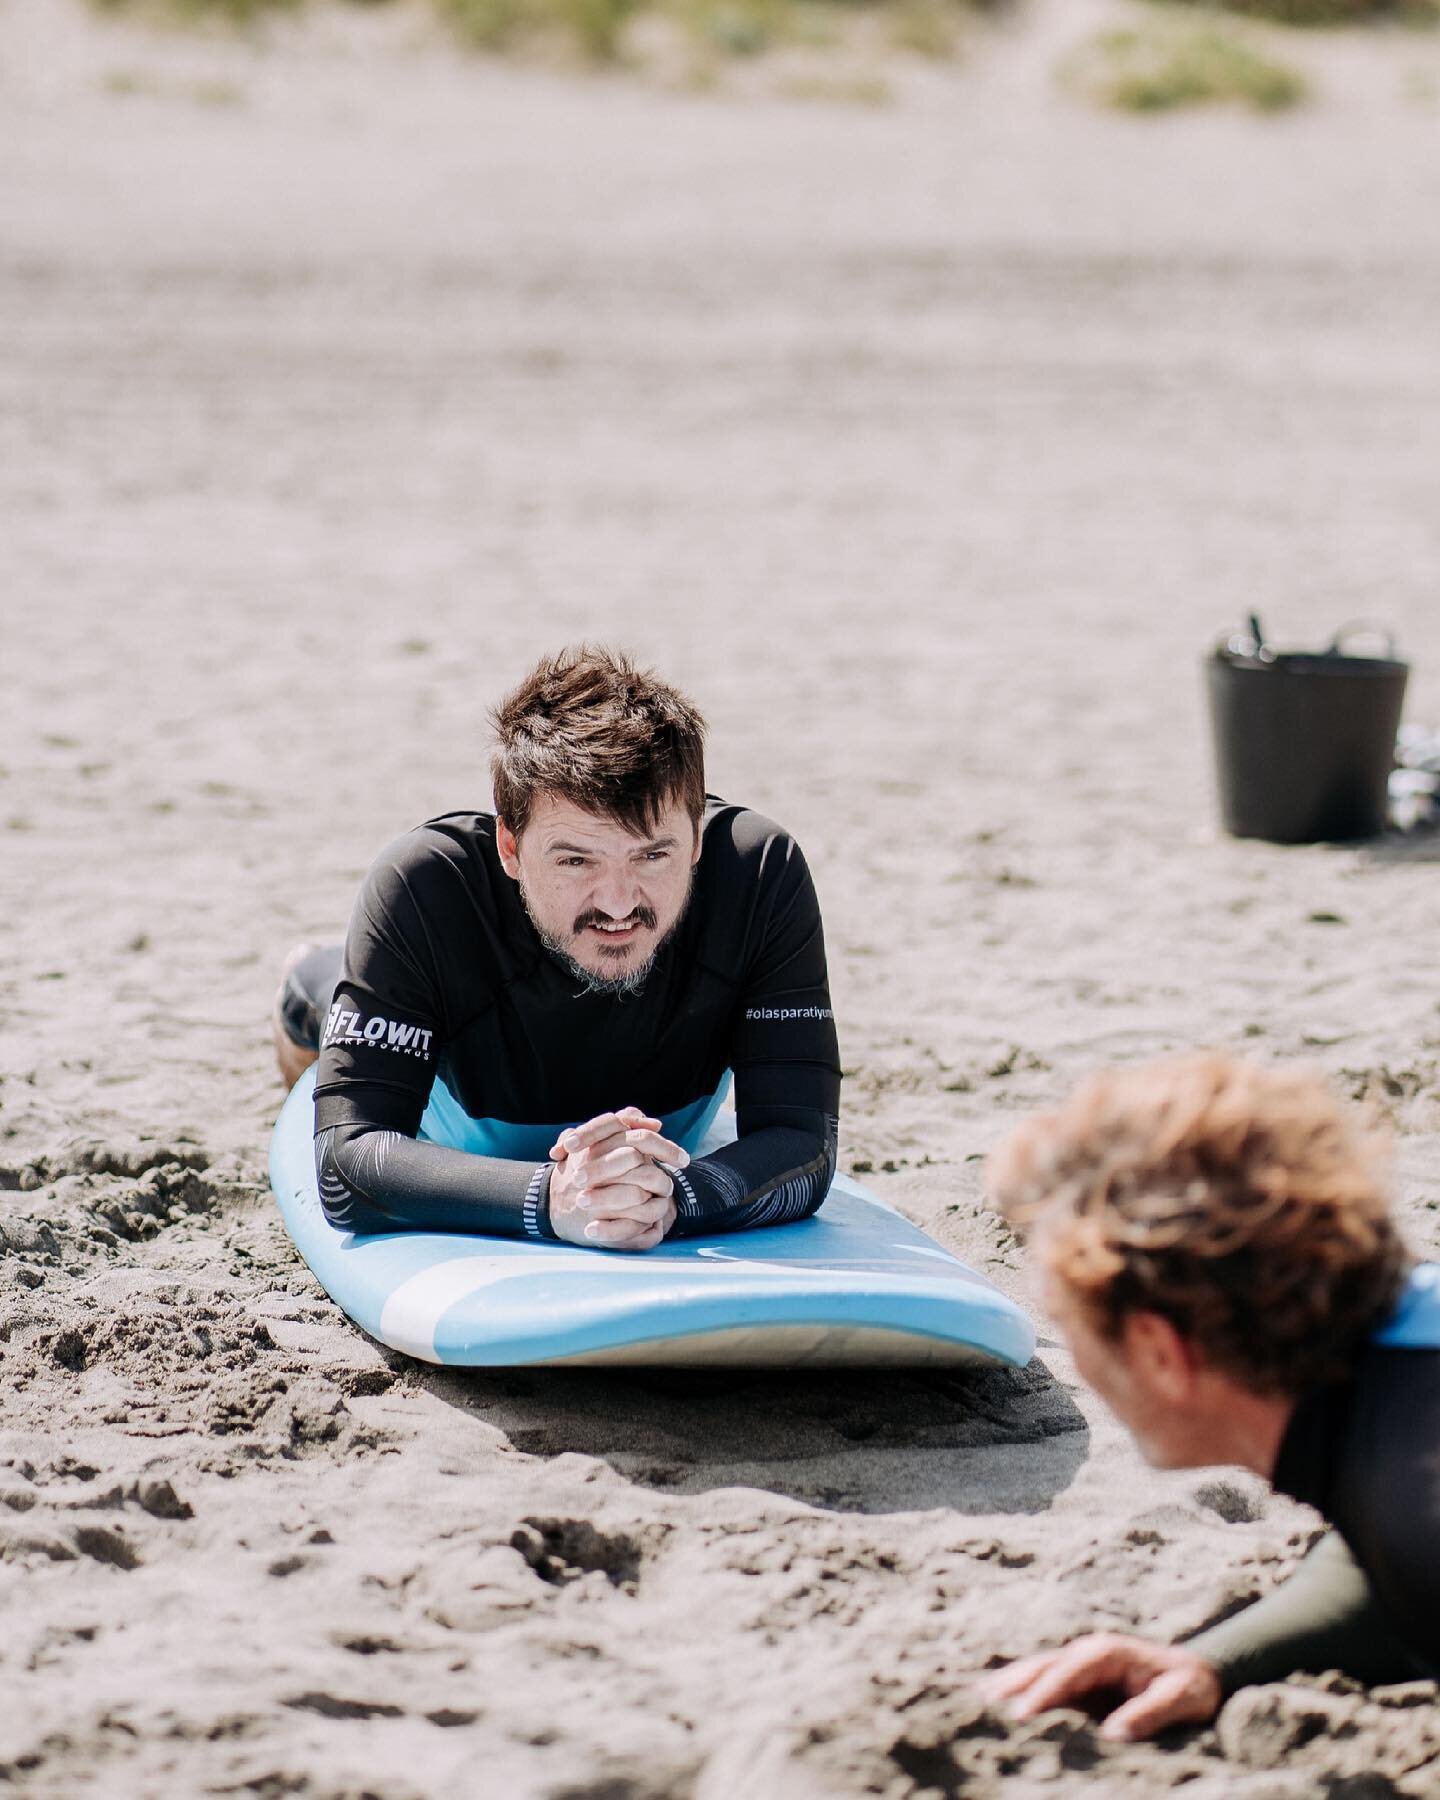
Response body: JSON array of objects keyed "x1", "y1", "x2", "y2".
[{"x1": 592, "y1": 867, "x2": 639, "y2": 919}]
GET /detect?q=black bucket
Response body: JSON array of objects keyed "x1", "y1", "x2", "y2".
[{"x1": 1206, "y1": 620, "x2": 1408, "y2": 844}]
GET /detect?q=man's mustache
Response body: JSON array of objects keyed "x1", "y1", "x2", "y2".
[{"x1": 572, "y1": 906, "x2": 659, "y2": 936}]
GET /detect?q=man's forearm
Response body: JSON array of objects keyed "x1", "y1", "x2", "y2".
[
  {"x1": 1182, "y1": 1532, "x2": 1427, "y2": 1695},
  {"x1": 317, "y1": 1096, "x2": 840, "y2": 1245},
  {"x1": 667, "y1": 1115, "x2": 837, "y2": 1237},
  {"x1": 316, "y1": 1123, "x2": 556, "y2": 1241}
]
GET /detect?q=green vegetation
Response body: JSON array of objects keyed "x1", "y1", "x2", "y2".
[
  {"x1": 443, "y1": 0, "x2": 849, "y2": 61},
  {"x1": 82, "y1": 0, "x2": 1440, "y2": 80},
  {"x1": 443, "y1": 0, "x2": 984, "y2": 63},
  {"x1": 1065, "y1": 20, "x2": 1308, "y2": 110},
  {"x1": 888, "y1": 0, "x2": 963, "y2": 57},
  {"x1": 91, "y1": 0, "x2": 300, "y2": 21},
  {"x1": 1156, "y1": 0, "x2": 1437, "y2": 23},
  {"x1": 440, "y1": 0, "x2": 635, "y2": 59},
  {"x1": 89, "y1": 0, "x2": 988, "y2": 68}
]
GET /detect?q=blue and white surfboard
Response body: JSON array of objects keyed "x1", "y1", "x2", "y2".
[{"x1": 269, "y1": 1069, "x2": 1036, "y2": 1370}]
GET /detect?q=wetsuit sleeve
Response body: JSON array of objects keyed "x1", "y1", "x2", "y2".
[
  {"x1": 314, "y1": 1126, "x2": 555, "y2": 1240},
  {"x1": 1182, "y1": 1532, "x2": 1429, "y2": 1694},
  {"x1": 668, "y1": 835, "x2": 841, "y2": 1238},
  {"x1": 312, "y1": 840, "x2": 555, "y2": 1240}
]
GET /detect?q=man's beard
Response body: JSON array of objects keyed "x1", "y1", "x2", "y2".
[{"x1": 518, "y1": 874, "x2": 692, "y2": 997}]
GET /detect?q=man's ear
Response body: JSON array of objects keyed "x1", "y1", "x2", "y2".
[
  {"x1": 690, "y1": 820, "x2": 703, "y2": 866},
  {"x1": 1123, "y1": 1310, "x2": 1201, "y2": 1405},
  {"x1": 495, "y1": 817, "x2": 521, "y2": 880}
]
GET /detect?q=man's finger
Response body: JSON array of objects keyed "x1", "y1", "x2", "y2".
[
  {"x1": 595, "y1": 1223, "x2": 665, "y2": 1253},
  {"x1": 1100, "y1": 1665, "x2": 1221, "y2": 1742},
  {"x1": 1100, "y1": 1671, "x2": 1192, "y2": 1743},
  {"x1": 584, "y1": 1188, "x2": 672, "y2": 1226},
  {"x1": 552, "y1": 1113, "x2": 626, "y2": 1157},
  {"x1": 978, "y1": 1653, "x2": 1062, "y2": 1706},
  {"x1": 573, "y1": 1132, "x2": 686, "y2": 1179},
  {"x1": 585, "y1": 1213, "x2": 665, "y2": 1247},
  {"x1": 578, "y1": 1144, "x2": 644, "y2": 1186},
  {"x1": 584, "y1": 1217, "x2": 643, "y2": 1243},
  {"x1": 1001, "y1": 1638, "x2": 1133, "y2": 1719},
  {"x1": 581, "y1": 1146, "x2": 684, "y2": 1192},
  {"x1": 623, "y1": 1129, "x2": 688, "y2": 1168},
  {"x1": 550, "y1": 1111, "x2": 662, "y2": 1160},
  {"x1": 582, "y1": 1160, "x2": 675, "y2": 1204}
]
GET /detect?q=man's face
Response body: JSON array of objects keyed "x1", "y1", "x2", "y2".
[
  {"x1": 496, "y1": 793, "x2": 701, "y2": 994},
  {"x1": 1041, "y1": 1265, "x2": 1202, "y2": 1470}
]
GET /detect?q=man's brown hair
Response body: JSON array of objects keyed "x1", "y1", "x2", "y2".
[
  {"x1": 490, "y1": 645, "x2": 707, "y2": 840},
  {"x1": 989, "y1": 1054, "x2": 1410, "y2": 1394}
]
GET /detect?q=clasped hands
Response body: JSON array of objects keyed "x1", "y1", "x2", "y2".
[{"x1": 547, "y1": 1107, "x2": 686, "y2": 1252}]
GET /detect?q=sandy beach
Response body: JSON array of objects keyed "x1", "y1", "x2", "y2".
[{"x1": 3, "y1": 0, "x2": 1440, "y2": 1791}]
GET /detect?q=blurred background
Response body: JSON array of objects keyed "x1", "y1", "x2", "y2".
[{"x1": 3, "y1": 0, "x2": 1440, "y2": 1176}]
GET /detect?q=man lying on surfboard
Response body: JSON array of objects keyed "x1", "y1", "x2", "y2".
[
  {"x1": 979, "y1": 1054, "x2": 1439, "y2": 1737},
  {"x1": 272, "y1": 644, "x2": 841, "y2": 1254}
]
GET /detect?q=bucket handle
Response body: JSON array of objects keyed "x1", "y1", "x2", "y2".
[
  {"x1": 1219, "y1": 613, "x2": 1275, "y2": 662},
  {"x1": 1325, "y1": 620, "x2": 1400, "y2": 662}
]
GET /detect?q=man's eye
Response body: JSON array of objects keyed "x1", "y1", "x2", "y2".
[
  {"x1": 642, "y1": 851, "x2": 670, "y2": 863},
  {"x1": 559, "y1": 857, "x2": 588, "y2": 868}
]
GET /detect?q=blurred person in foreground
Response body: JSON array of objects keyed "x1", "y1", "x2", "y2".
[
  {"x1": 980, "y1": 1054, "x2": 1440, "y2": 1740},
  {"x1": 272, "y1": 645, "x2": 840, "y2": 1252}
]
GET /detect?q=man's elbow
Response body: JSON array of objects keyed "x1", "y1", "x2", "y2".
[
  {"x1": 314, "y1": 1130, "x2": 391, "y2": 1235},
  {"x1": 797, "y1": 1138, "x2": 836, "y2": 1219},
  {"x1": 811, "y1": 1118, "x2": 839, "y2": 1211},
  {"x1": 756, "y1": 1134, "x2": 835, "y2": 1228},
  {"x1": 316, "y1": 1161, "x2": 365, "y2": 1233}
]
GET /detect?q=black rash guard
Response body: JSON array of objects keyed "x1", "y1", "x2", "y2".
[
  {"x1": 1185, "y1": 1343, "x2": 1440, "y2": 1690},
  {"x1": 309, "y1": 797, "x2": 842, "y2": 1243}
]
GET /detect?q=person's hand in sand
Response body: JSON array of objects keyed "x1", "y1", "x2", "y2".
[
  {"x1": 547, "y1": 1107, "x2": 686, "y2": 1251},
  {"x1": 980, "y1": 1633, "x2": 1221, "y2": 1742}
]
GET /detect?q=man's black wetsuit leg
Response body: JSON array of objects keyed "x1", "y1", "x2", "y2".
[{"x1": 276, "y1": 945, "x2": 343, "y2": 1052}]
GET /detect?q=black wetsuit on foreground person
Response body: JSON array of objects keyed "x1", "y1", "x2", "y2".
[
  {"x1": 278, "y1": 797, "x2": 842, "y2": 1242},
  {"x1": 1185, "y1": 1299, "x2": 1440, "y2": 1689}
]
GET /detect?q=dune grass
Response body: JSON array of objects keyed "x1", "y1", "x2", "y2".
[
  {"x1": 440, "y1": 0, "x2": 635, "y2": 58},
  {"x1": 90, "y1": 0, "x2": 994, "y2": 65},
  {"x1": 1156, "y1": 0, "x2": 1438, "y2": 22},
  {"x1": 90, "y1": 0, "x2": 301, "y2": 21},
  {"x1": 442, "y1": 0, "x2": 847, "y2": 60},
  {"x1": 1065, "y1": 19, "x2": 1308, "y2": 110}
]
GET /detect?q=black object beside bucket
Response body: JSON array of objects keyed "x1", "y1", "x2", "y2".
[{"x1": 1206, "y1": 619, "x2": 1408, "y2": 844}]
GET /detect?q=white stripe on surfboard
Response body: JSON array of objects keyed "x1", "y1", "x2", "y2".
[
  {"x1": 374, "y1": 1248, "x2": 929, "y2": 1364},
  {"x1": 377, "y1": 1253, "x2": 593, "y2": 1362}
]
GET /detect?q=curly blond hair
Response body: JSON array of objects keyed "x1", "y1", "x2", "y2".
[{"x1": 988, "y1": 1054, "x2": 1410, "y2": 1394}]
